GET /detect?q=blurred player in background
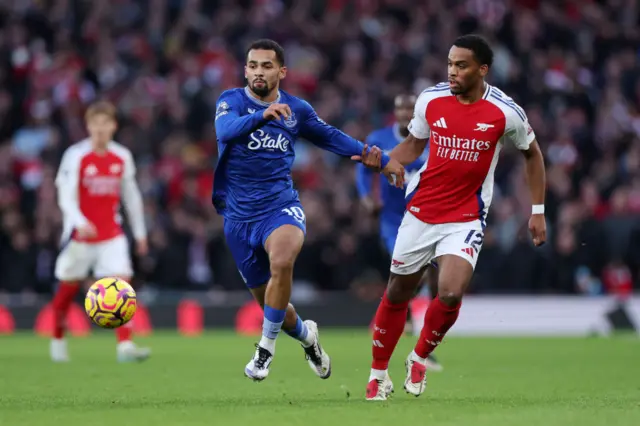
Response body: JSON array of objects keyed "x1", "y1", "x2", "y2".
[
  {"x1": 51, "y1": 101, "x2": 150, "y2": 363},
  {"x1": 355, "y1": 94, "x2": 443, "y2": 372},
  {"x1": 356, "y1": 35, "x2": 547, "y2": 400},
  {"x1": 213, "y1": 39, "x2": 405, "y2": 382}
]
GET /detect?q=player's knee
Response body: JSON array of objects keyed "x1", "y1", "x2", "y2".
[
  {"x1": 386, "y1": 276, "x2": 417, "y2": 304},
  {"x1": 269, "y1": 254, "x2": 295, "y2": 279},
  {"x1": 437, "y1": 288, "x2": 464, "y2": 307}
]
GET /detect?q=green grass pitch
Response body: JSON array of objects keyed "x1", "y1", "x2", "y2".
[{"x1": 1, "y1": 331, "x2": 639, "y2": 425}]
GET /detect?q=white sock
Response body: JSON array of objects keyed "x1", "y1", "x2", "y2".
[
  {"x1": 411, "y1": 350, "x2": 427, "y2": 363},
  {"x1": 369, "y1": 368, "x2": 387, "y2": 381},
  {"x1": 259, "y1": 335, "x2": 276, "y2": 355},
  {"x1": 117, "y1": 340, "x2": 135, "y2": 351}
]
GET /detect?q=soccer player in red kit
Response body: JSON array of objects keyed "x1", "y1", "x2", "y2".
[
  {"x1": 355, "y1": 35, "x2": 547, "y2": 400},
  {"x1": 51, "y1": 101, "x2": 150, "y2": 363}
]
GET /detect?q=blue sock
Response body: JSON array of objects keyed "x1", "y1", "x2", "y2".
[
  {"x1": 284, "y1": 315, "x2": 309, "y2": 343},
  {"x1": 263, "y1": 305, "x2": 286, "y2": 340}
]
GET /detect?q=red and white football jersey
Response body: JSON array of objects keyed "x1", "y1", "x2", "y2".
[
  {"x1": 406, "y1": 82, "x2": 536, "y2": 225},
  {"x1": 55, "y1": 139, "x2": 146, "y2": 244}
]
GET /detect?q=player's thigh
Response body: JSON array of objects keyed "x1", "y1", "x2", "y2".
[
  {"x1": 94, "y1": 235, "x2": 133, "y2": 279},
  {"x1": 55, "y1": 240, "x2": 95, "y2": 281},
  {"x1": 434, "y1": 225, "x2": 484, "y2": 298},
  {"x1": 389, "y1": 212, "x2": 438, "y2": 276},
  {"x1": 387, "y1": 269, "x2": 427, "y2": 303},
  {"x1": 223, "y1": 219, "x2": 270, "y2": 289},
  {"x1": 423, "y1": 263, "x2": 439, "y2": 297},
  {"x1": 261, "y1": 204, "x2": 306, "y2": 269}
]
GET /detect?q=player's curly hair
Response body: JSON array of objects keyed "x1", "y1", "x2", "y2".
[
  {"x1": 453, "y1": 34, "x2": 494, "y2": 68},
  {"x1": 246, "y1": 39, "x2": 286, "y2": 66}
]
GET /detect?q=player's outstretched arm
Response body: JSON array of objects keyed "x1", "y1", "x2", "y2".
[
  {"x1": 389, "y1": 134, "x2": 428, "y2": 165},
  {"x1": 121, "y1": 151, "x2": 147, "y2": 253},
  {"x1": 299, "y1": 106, "x2": 389, "y2": 166},
  {"x1": 300, "y1": 103, "x2": 404, "y2": 187},
  {"x1": 214, "y1": 93, "x2": 267, "y2": 143},
  {"x1": 521, "y1": 139, "x2": 547, "y2": 246}
]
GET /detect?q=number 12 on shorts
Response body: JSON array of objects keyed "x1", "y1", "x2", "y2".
[{"x1": 464, "y1": 230, "x2": 484, "y2": 253}]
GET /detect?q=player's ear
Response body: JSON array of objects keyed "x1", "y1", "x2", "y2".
[
  {"x1": 244, "y1": 65, "x2": 248, "y2": 80},
  {"x1": 479, "y1": 64, "x2": 489, "y2": 78},
  {"x1": 279, "y1": 66, "x2": 287, "y2": 81}
]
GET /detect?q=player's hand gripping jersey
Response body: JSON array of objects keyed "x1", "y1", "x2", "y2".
[{"x1": 406, "y1": 83, "x2": 535, "y2": 227}]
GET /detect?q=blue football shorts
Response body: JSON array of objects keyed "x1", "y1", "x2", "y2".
[{"x1": 224, "y1": 203, "x2": 306, "y2": 288}]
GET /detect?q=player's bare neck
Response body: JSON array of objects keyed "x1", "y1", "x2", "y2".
[
  {"x1": 455, "y1": 82, "x2": 486, "y2": 105},
  {"x1": 91, "y1": 140, "x2": 110, "y2": 155}
]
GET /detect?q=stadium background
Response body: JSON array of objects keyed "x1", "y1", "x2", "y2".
[{"x1": 0, "y1": 0, "x2": 639, "y2": 331}]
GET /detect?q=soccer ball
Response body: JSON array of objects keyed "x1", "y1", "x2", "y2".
[{"x1": 84, "y1": 278, "x2": 137, "y2": 328}]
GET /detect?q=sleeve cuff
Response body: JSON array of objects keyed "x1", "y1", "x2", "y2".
[{"x1": 380, "y1": 152, "x2": 391, "y2": 169}]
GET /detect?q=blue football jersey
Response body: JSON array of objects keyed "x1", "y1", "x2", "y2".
[
  {"x1": 356, "y1": 123, "x2": 429, "y2": 231},
  {"x1": 213, "y1": 87, "x2": 390, "y2": 221}
]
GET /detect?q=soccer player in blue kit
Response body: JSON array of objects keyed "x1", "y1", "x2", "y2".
[
  {"x1": 213, "y1": 39, "x2": 406, "y2": 382},
  {"x1": 356, "y1": 94, "x2": 443, "y2": 372}
]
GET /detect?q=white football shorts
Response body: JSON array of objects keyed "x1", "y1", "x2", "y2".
[
  {"x1": 55, "y1": 234, "x2": 132, "y2": 281},
  {"x1": 390, "y1": 212, "x2": 485, "y2": 275}
]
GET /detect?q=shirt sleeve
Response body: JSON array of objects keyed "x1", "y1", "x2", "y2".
[
  {"x1": 504, "y1": 104, "x2": 536, "y2": 150},
  {"x1": 120, "y1": 150, "x2": 147, "y2": 240},
  {"x1": 407, "y1": 91, "x2": 431, "y2": 139},
  {"x1": 300, "y1": 103, "x2": 390, "y2": 169},
  {"x1": 214, "y1": 91, "x2": 267, "y2": 143},
  {"x1": 55, "y1": 148, "x2": 90, "y2": 228}
]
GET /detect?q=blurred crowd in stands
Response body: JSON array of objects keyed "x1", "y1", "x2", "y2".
[{"x1": 0, "y1": 0, "x2": 639, "y2": 299}]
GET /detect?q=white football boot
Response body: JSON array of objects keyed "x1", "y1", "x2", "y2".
[
  {"x1": 366, "y1": 371, "x2": 394, "y2": 401},
  {"x1": 244, "y1": 344, "x2": 274, "y2": 381},
  {"x1": 404, "y1": 351, "x2": 428, "y2": 396},
  {"x1": 117, "y1": 341, "x2": 151, "y2": 363},
  {"x1": 301, "y1": 320, "x2": 331, "y2": 379},
  {"x1": 50, "y1": 338, "x2": 69, "y2": 362}
]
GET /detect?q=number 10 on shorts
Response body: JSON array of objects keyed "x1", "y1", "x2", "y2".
[
  {"x1": 282, "y1": 207, "x2": 305, "y2": 224},
  {"x1": 464, "y1": 230, "x2": 484, "y2": 253}
]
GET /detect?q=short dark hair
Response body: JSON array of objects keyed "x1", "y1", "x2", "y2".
[
  {"x1": 453, "y1": 34, "x2": 493, "y2": 68},
  {"x1": 246, "y1": 39, "x2": 285, "y2": 66}
]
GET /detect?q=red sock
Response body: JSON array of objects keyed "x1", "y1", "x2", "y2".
[
  {"x1": 116, "y1": 322, "x2": 132, "y2": 342},
  {"x1": 52, "y1": 282, "x2": 80, "y2": 339},
  {"x1": 414, "y1": 297, "x2": 460, "y2": 358},
  {"x1": 371, "y1": 292, "x2": 410, "y2": 370}
]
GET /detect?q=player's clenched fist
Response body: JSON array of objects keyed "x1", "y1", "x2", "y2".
[
  {"x1": 528, "y1": 214, "x2": 547, "y2": 246},
  {"x1": 263, "y1": 103, "x2": 292, "y2": 121}
]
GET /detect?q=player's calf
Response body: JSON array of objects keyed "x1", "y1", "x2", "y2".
[
  {"x1": 245, "y1": 224, "x2": 304, "y2": 381},
  {"x1": 366, "y1": 271, "x2": 423, "y2": 398},
  {"x1": 109, "y1": 276, "x2": 151, "y2": 362},
  {"x1": 405, "y1": 255, "x2": 470, "y2": 395},
  {"x1": 50, "y1": 281, "x2": 80, "y2": 362}
]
